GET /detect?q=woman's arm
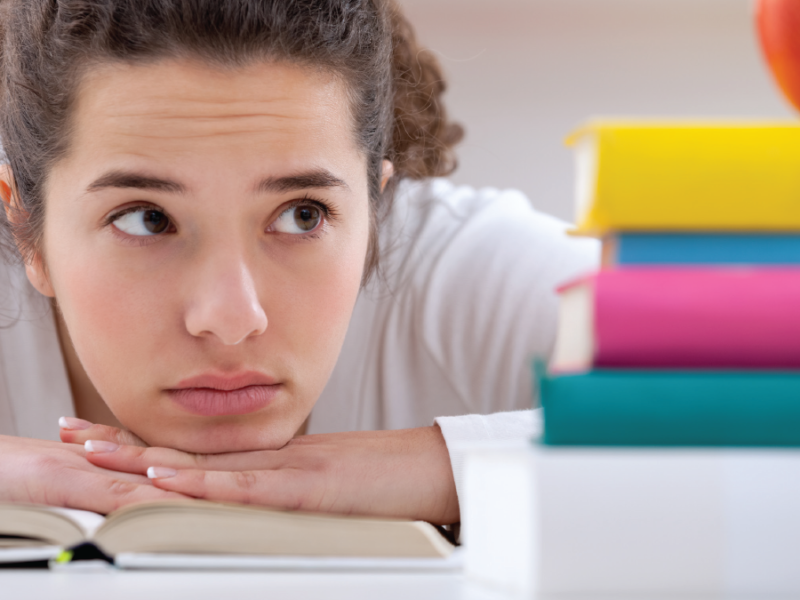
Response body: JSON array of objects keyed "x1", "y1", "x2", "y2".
[{"x1": 62, "y1": 422, "x2": 459, "y2": 524}]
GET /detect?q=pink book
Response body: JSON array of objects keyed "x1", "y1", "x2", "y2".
[{"x1": 550, "y1": 268, "x2": 800, "y2": 371}]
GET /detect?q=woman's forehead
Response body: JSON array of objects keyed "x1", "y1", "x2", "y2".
[{"x1": 67, "y1": 58, "x2": 358, "y2": 165}]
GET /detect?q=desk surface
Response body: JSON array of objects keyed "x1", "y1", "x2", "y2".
[{"x1": 2, "y1": 570, "x2": 515, "y2": 600}]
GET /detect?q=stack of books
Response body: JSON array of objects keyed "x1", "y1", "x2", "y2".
[
  {"x1": 462, "y1": 121, "x2": 800, "y2": 597},
  {"x1": 546, "y1": 121, "x2": 800, "y2": 446}
]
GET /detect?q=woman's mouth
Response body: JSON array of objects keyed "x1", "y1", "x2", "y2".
[{"x1": 167, "y1": 372, "x2": 280, "y2": 416}]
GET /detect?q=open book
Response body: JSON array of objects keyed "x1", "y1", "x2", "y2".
[{"x1": 0, "y1": 500, "x2": 458, "y2": 570}]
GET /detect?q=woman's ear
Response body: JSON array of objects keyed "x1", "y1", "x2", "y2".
[
  {"x1": 0, "y1": 165, "x2": 14, "y2": 213},
  {"x1": 24, "y1": 256, "x2": 55, "y2": 298},
  {"x1": 380, "y1": 160, "x2": 395, "y2": 192},
  {"x1": 0, "y1": 165, "x2": 55, "y2": 298}
]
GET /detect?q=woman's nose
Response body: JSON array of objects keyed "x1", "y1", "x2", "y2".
[{"x1": 184, "y1": 255, "x2": 268, "y2": 345}]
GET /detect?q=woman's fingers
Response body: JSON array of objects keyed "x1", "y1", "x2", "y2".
[
  {"x1": 85, "y1": 442, "x2": 288, "y2": 473},
  {"x1": 147, "y1": 468, "x2": 315, "y2": 510},
  {"x1": 0, "y1": 434, "x2": 189, "y2": 512},
  {"x1": 84, "y1": 442, "x2": 203, "y2": 473},
  {"x1": 60, "y1": 468, "x2": 189, "y2": 514},
  {"x1": 59, "y1": 418, "x2": 147, "y2": 447}
]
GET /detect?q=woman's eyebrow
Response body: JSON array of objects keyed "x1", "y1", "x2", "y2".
[
  {"x1": 85, "y1": 169, "x2": 349, "y2": 195},
  {"x1": 256, "y1": 169, "x2": 349, "y2": 194},
  {"x1": 86, "y1": 171, "x2": 185, "y2": 194}
]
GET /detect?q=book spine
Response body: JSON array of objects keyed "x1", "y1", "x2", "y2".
[
  {"x1": 592, "y1": 268, "x2": 800, "y2": 368},
  {"x1": 615, "y1": 233, "x2": 800, "y2": 265},
  {"x1": 541, "y1": 369, "x2": 800, "y2": 446}
]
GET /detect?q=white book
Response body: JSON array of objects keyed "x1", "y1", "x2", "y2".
[{"x1": 462, "y1": 441, "x2": 800, "y2": 596}]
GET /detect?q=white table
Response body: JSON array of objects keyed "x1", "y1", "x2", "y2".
[
  {"x1": 1, "y1": 570, "x2": 516, "y2": 600},
  {"x1": 4, "y1": 568, "x2": 791, "y2": 600}
]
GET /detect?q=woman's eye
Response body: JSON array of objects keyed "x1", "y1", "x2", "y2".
[
  {"x1": 112, "y1": 208, "x2": 171, "y2": 236},
  {"x1": 273, "y1": 204, "x2": 323, "y2": 234}
]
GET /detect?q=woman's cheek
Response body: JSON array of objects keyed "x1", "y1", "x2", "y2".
[
  {"x1": 53, "y1": 247, "x2": 178, "y2": 416},
  {"x1": 271, "y1": 234, "x2": 368, "y2": 390}
]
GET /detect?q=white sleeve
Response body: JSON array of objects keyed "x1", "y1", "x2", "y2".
[
  {"x1": 419, "y1": 188, "x2": 599, "y2": 415},
  {"x1": 435, "y1": 409, "x2": 542, "y2": 508},
  {"x1": 419, "y1": 187, "x2": 599, "y2": 509}
]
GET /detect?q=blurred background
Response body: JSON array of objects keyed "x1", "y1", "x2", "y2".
[{"x1": 398, "y1": 0, "x2": 795, "y2": 222}]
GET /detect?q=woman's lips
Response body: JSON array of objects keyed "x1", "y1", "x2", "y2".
[
  {"x1": 168, "y1": 385, "x2": 279, "y2": 416},
  {"x1": 168, "y1": 372, "x2": 280, "y2": 416}
]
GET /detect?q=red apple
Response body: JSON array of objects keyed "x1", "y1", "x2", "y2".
[{"x1": 757, "y1": 0, "x2": 800, "y2": 112}]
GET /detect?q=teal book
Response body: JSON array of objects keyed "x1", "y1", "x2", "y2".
[{"x1": 538, "y1": 366, "x2": 800, "y2": 446}]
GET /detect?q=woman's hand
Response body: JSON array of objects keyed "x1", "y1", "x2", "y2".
[
  {"x1": 59, "y1": 416, "x2": 148, "y2": 447},
  {"x1": 63, "y1": 423, "x2": 460, "y2": 525},
  {"x1": 0, "y1": 433, "x2": 187, "y2": 512}
]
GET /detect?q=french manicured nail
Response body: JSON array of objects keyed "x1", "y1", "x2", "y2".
[
  {"x1": 147, "y1": 467, "x2": 177, "y2": 479},
  {"x1": 84, "y1": 440, "x2": 119, "y2": 453},
  {"x1": 59, "y1": 416, "x2": 92, "y2": 430}
]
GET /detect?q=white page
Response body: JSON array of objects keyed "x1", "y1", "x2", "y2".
[{"x1": 49, "y1": 508, "x2": 106, "y2": 538}]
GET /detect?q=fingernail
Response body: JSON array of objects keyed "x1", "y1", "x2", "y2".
[
  {"x1": 147, "y1": 466, "x2": 177, "y2": 479},
  {"x1": 84, "y1": 440, "x2": 119, "y2": 453},
  {"x1": 59, "y1": 416, "x2": 92, "y2": 430}
]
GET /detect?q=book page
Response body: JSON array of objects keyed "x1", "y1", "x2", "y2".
[
  {"x1": 50, "y1": 508, "x2": 106, "y2": 538},
  {"x1": 96, "y1": 500, "x2": 453, "y2": 558}
]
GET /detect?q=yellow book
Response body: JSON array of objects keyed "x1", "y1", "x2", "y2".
[{"x1": 567, "y1": 121, "x2": 800, "y2": 236}]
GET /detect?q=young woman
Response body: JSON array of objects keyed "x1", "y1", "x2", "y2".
[{"x1": 0, "y1": 0, "x2": 596, "y2": 524}]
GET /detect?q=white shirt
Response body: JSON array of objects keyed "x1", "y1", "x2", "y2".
[{"x1": 0, "y1": 178, "x2": 598, "y2": 504}]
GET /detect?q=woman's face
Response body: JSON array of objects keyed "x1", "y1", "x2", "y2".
[{"x1": 31, "y1": 59, "x2": 372, "y2": 453}]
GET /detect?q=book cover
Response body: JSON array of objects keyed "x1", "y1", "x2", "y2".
[
  {"x1": 566, "y1": 121, "x2": 800, "y2": 235},
  {"x1": 551, "y1": 268, "x2": 800, "y2": 370},
  {"x1": 539, "y1": 367, "x2": 800, "y2": 446}
]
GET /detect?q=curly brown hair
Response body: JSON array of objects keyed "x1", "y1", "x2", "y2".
[{"x1": 0, "y1": 0, "x2": 463, "y2": 279}]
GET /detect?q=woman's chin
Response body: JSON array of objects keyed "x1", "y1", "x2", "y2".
[{"x1": 131, "y1": 421, "x2": 295, "y2": 454}]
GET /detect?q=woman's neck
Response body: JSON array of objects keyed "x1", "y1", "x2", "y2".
[{"x1": 53, "y1": 303, "x2": 122, "y2": 427}]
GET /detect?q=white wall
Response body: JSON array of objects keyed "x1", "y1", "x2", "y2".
[{"x1": 398, "y1": 0, "x2": 794, "y2": 222}]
